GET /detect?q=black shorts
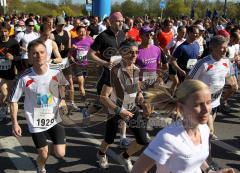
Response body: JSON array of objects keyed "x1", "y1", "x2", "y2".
[
  {"x1": 31, "y1": 124, "x2": 66, "y2": 149},
  {"x1": 62, "y1": 63, "x2": 87, "y2": 77}
]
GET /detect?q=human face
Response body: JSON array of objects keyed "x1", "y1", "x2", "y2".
[
  {"x1": 56, "y1": 24, "x2": 65, "y2": 31},
  {"x1": 110, "y1": 19, "x2": 124, "y2": 32},
  {"x1": 121, "y1": 46, "x2": 138, "y2": 65},
  {"x1": 178, "y1": 28, "x2": 186, "y2": 39},
  {"x1": 74, "y1": 19, "x2": 81, "y2": 27},
  {"x1": 77, "y1": 27, "x2": 86, "y2": 39},
  {"x1": 188, "y1": 28, "x2": 199, "y2": 41},
  {"x1": 27, "y1": 24, "x2": 35, "y2": 32},
  {"x1": 0, "y1": 29, "x2": 9, "y2": 41},
  {"x1": 180, "y1": 88, "x2": 212, "y2": 127},
  {"x1": 29, "y1": 44, "x2": 47, "y2": 67},
  {"x1": 140, "y1": 32, "x2": 152, "y2": 44},
  {"x1": 211, "y1": 42, "x2": 228, "y2": 61},
  {"x1": 41, "y1": 30, "x2": 51, "y2": 40}
]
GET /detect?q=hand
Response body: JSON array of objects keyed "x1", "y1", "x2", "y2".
[
  {"x1": 12, "y1": 123, "x2": 22, "y2": 137},
  {"x1": 59, "y1": 99, "x2": 68, "y2": 115},
  {"x1": 104, "y1": 61, "x2": 114, "y2": 70},
  {"x1": 5, "y1": 53, "x2": 14, "y2": 60},
  {"x1": 178, "y1": 69, "x2": 186, "y2": 77},
  {"x1": 119, "y1": 109, "x2": 133, "y2": 120},
  {"x1": 136, "y1": 92, "x2": 144, "y2": 105},
  {"x1": 142, "y1": 103, "x2": 153, "y2": 118},
  {"x1": 60, "y1": 43, "x2": 65, "y2": 51}
]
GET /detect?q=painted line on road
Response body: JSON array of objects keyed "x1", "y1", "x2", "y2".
[
  {"x1": 212, "y1": 139, "x2": 240, "y2": 156},
  {"x1": 0, "y1": 136, "x2": 36, "y2": 173}
]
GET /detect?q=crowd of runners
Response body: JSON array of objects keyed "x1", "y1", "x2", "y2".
[{"x1": 0, "y1": 11, "x2": 238, "y2": 173}]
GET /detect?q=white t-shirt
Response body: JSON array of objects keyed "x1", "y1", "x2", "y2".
[
  {"x1": 144, "y1": 121, "x2": 210, "y2": 173},
  {"x1": 10, "y1": 66, "x2": 68, "y2": 133},
  {"x1": 15, "y1": 31, "x2": 40, "y2": 59},
  {"x1": 166, "y1": 37, "x2": 186, "y2": 54},
  {"x1": 188, "y1": 55, "x2": 230, "y2": 108}
]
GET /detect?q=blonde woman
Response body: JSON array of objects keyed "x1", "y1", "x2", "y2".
[{"x1": 131, "y1": 80, "x2": 235, "y2": 173}]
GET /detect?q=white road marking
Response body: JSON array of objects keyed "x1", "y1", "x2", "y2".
[{"x1": 0, "y1": 136, "x2": 36, "y2": 173}]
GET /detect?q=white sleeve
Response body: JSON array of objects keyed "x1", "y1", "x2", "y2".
[
  {"x1": 14, "y1": 32, "x2": 24, "y2": 43},
  {"x1": 144, "y1": 131, "x2": 173, "y2": 165},
  {"x1": 188, "y1": 60, "x2": 204, "y2": 79},
  {"x1": 9, "y1": 78, "x2": 24, "y2": 102}
]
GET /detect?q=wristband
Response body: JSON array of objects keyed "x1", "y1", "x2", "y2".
[{"x1": 114, "y1": 106, "x2": 121, "y2": 115}]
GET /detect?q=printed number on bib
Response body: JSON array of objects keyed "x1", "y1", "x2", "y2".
[
  {"x1": 122, "y1": 93, "x2": 136, "y2": 110},
  {"x1": 0, "y1": 58, "x2": 12, "y2": 70},
  {"x1": 33, "y1": 107, "x2": 55, "y2": 128},
  {"x1": 76, "y1": 50, "x2": 88, "y2": 61},
  {"x1": 142, "y1": 72, "x2": 157, "y2": 85},
  {"x1": 187, "y1": 59, "x2": 197, "y2": 69}
]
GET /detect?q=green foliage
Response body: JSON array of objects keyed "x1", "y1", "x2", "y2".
[{"x1": 6, "y1": 0, "x2": 240, "y2": 19}]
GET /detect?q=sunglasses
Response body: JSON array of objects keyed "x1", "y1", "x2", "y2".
[{"x1": 28, "y1": 25, "x2": 34, "y2": 27}]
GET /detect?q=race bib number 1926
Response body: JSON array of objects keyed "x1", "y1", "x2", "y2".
[{"x1": 33, "y1": 107, "x2": 55, "y2": 128}]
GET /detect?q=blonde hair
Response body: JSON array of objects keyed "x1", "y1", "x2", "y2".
[{"x1": 145, "y1": 80, "x2": 209, "y2": 118}]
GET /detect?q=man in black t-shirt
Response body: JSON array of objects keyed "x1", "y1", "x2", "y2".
[
  {"x1": 0, "y1": 22, "x2": 20, "y2": 121},
  {"x1": 88, "y1": 12, "x2": 126, "y2": 97},
  {"x1": 87, "y1": 16, "x2": 100, "y2": 38}
]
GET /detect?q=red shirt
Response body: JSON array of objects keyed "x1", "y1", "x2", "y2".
[
  {"x1": 127, "y1": 27, "x2": 141, "y2": 42},
  {"x1": 157, "y1": 30, "x2": 174, "y2": 49}
]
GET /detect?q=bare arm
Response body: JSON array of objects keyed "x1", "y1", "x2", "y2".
[
  {"x1": 131, "y1": 153, "x2": 155, "y2": 173},
  {"x1": 10, "y1": 102, "x2": 22, "y2": 137},
  {"x1": 52, "y1": 41, "x2": 62, "y2": 63},
  {"x1": 87, "y1": 48, "x2": 109, "y2": 67}
]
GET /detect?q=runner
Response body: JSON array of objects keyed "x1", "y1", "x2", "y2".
[
  {"x1": 170, "y1": 25, "x2": 200, "y2": 82},
  {"x1": 68, "y1": 25, "x2": 93, "y2": 105},
  {"x1": 15, "y1": 18, "x2": 39, "y2": 72},
  {"x1": 87, "y1": 12, "x2": 125, "y2": 113},
  {"x1": 97, "y1": 39, "x2": 148, "y2": 172},
  {"x1": 187, "y1": 35, "x2": 236, "y2": 136},
  {"x1": 0, "y1": 22, "x2": 20, "y2": 121},
  {"x1": 38, "y1": 23, "x2": 62, "y2": 64},
  {"x1": 131, "y1": 80, "x2": 235, "y2": 173},
  {"x1": 10, "y1": 40, "x2": 68, "y2": 173},
  {"x1": 164, "y1": 25, "x2": 186, "y2": 95}
]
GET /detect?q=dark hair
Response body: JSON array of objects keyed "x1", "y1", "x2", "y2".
[
  {"x1": 25, "y1": 18, "x2": 34, "y2": 26},
  {"x1": 177, "y1": 25, "x2": 186, "y2": 32},
  {"x1": 0, "y1": 22, "x2": 11, "y2": 31},
  {"x1": 76, "y1": 25, "x2": 86, "y2": 32},
  {"x1": 27, "y1": 40, "x2": 46, "y2": 53},
  {"x1": 187, "y1": 25, "x2": 199, "y2": 33},
  {"x1": 40, "y1": 23, "x2": 51, "y2": 32},
  {"x1": 120, "y1": 38, "x2": 138, "y2": 47}
]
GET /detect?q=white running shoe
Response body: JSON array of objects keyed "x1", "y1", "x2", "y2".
[
  {"x1": 97, "y1": 152, "x2": 109, "y2": 169},
  {"x1": 120, "y1": 154, "x2": 133, "y2": 173}
]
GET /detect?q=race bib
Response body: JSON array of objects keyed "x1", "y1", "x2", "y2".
[
  {"x1": 0, "y1": 58, "x2": 12, "y2": 70},
  {"x1": 142, "y1": 72, "x2": 157, "y2": 85},
  {"x1": 187, "y1": 59, "x2": 197, "y2": 69},
  {"x1": 122, "y1": 93, "x2": 137, "y2": 110},
  {"x1": 110, "y1": 55, "x2": 122, "y2": 65},
  {"x1": 33, "y1": 107, "x2": 56, "y2": 128}
]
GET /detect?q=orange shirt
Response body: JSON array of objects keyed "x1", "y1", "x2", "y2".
[
  {"x1": 127, "y1": 27, "x2": 141, "y2": 42},
  {"x1": 157, "y1": 30, "x2": 174, "y2": 49},
  {"x1": 70, "y1": 28, "x2": 78, "y2": 39}
]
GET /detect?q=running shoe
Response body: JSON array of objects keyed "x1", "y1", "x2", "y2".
[
  {"x1": 37, "y1": 167, "x2": 46, "y2": 173},
  {"x1": 120, "y1": 153, "x2": 133, "y2": 173},
  {"x1": 97, "y1": 152, "x2": 109, "y2": 169},
  {"x1": 70, "y1": 102, "x2": 80, "y2": 111},
  {"x1": 119, "y1": 138, "x2": 130, "y2": 149}
]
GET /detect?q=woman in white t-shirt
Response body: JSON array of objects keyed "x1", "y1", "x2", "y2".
[{"x1": 131, "y1": 80, "x2": 235, "y2": 173}]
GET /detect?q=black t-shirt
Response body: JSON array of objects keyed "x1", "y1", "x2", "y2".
[
  {"x1": 52, "y1": 30, "x2": 69, "y2": 58},
  {"x1": 0, "y1": 38, "x2": 20, "y2": 80},
  {"x1": 88, "y1": 24, "x2": 99, "y2": 37},
  {"x1": 90, "y1": 27, "x2": 126, "y2": 62}
]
